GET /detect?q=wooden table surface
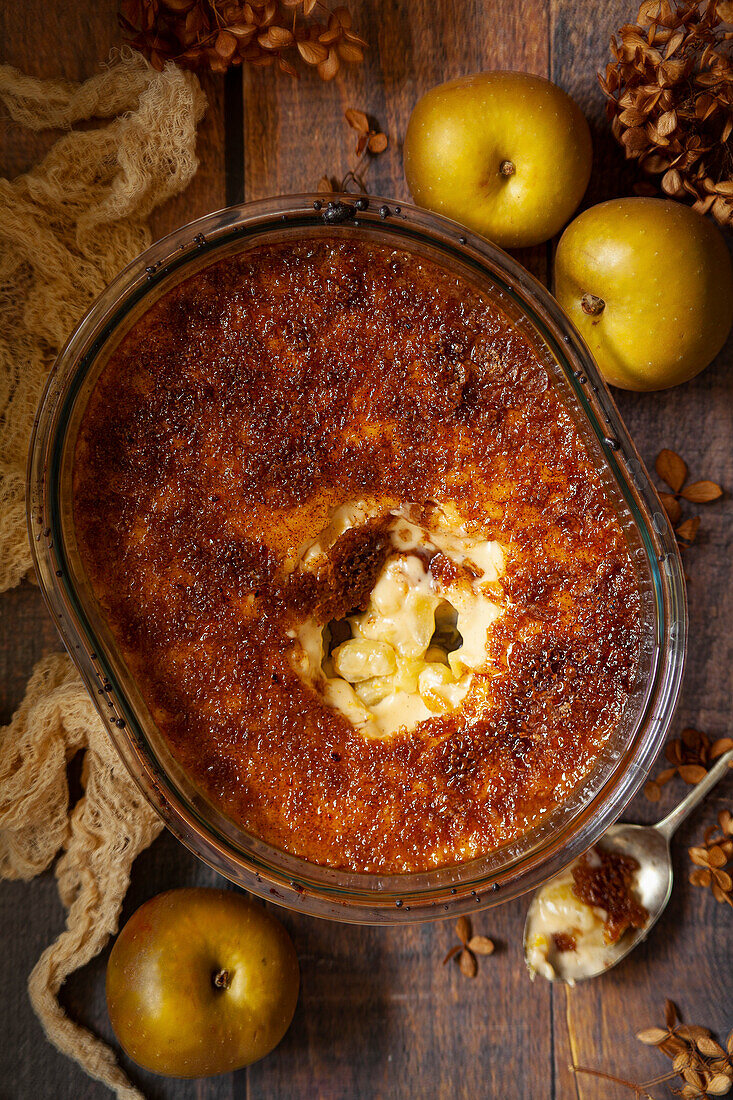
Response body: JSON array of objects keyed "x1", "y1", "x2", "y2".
[{"x1": 1, "y1": 2, "x2": 731, "y2": 1098}]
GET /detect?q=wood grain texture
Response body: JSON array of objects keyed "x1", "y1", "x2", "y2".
[
  {"x1": 550, "y1": 2, "x2": 733, "y2": 1096},
  {"x1": 1, "y1": 1, "x2": 732, "y2": 1098}
]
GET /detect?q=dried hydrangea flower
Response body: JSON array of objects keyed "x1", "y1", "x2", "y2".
[
  {"x1": 119, "y1": 0, "x2": 367, "y2": 79},
  {"x1": 600, "y1": 0, "x2": 733, "y2": 228}
]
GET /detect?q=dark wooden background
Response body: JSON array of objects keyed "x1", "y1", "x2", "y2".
[{"x1": 1, "y1": 2, "x2": 731, "y2": 1098}]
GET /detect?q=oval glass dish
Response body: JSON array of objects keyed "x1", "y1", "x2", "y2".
[{"x1": 28, "y1": 194, "x2": 686, "y2": 923}]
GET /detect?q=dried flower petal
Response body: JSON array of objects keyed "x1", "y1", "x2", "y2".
[
  {"x1": 697, "y1": 1038, "x2": 727, "y2": 1059},
  {"x1": 676, "y1": 516, "x2": 701, "y2": 543},
  {"x1": 344, "y1": 108, "x2": 369, "y2": 133},
  {"x1": 674, "y1": 1051, "x2": 694, "y2": 1073},
  {"x1": 458, "y1": 948, "x2": 478, "y2": 978},
  {"x1": 657, "y1": 767, "x2": 678, "y2": 785},
  {"x1": 711, "y1": 739, "x2": 733, "y2": 760},
  {"x1": 712, "y1": 880, "x2": 732, "y2": 903},
  {"x1": 318, "y1": 48, "x2": 339, "y2": 80},
  {"x1": 665, "y1": 999, "x2": 679, "y2": 1029},
  {"x1": 707, "y1": 844, "x2": 728, "y2": 868},
  {"x1": 644, "y1": 778, "x2": 662, "y2": 801},
  {"x1": 637, "y1": 1026, "x2": 671, "y2": 1045},
  {"x1": 678, "y1": 1025, "x2": 712, "y2": 1043},
  {"x1": 455, "y1": 916, "x2": 471, "y2": 945},
  {"x1": 656, "y1": 449, "x2": 688, "y2": 492},
  {"x1": 679, "y1": 763, "x2": 708, "y2": 784},
  {"x1": 297, "y1": 39, "x2": 328, "y2": 64},
  {"x1": 660, "y1": 492, "x2": 682, "y2": 521},
  {"x1": 467, "y1": 935, "x2": 495, "y2": 955},
  {"x1": 442, "y1": 944, "x2": 462, "y2": 965},
  {"x1": 707, "y1": 1076, "x2": 732, "y2": 1096},
  {"x1": 714, "y1": 869, "x2": 732, "y2": 892},
  {"x1": 680, "y1": 480, "x2": 724, "y2": 502}
]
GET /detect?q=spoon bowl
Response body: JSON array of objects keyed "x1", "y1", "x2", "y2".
[{"x1": 524, "y1": 747, "x2": 733, "y2": 983}]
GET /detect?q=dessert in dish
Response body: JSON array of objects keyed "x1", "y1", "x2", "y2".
[
  {"x1": 525, "y1": 844, "x2": 649, "y2": 983},
  {"x1": 72, "y1": 236, "x2": 642, "y2": 873}
]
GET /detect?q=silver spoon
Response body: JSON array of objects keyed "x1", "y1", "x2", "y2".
[{"x1": 524, "y1": 747, "x2": 733, "y2": 983}]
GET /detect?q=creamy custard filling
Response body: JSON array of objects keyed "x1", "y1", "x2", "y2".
[
  {"x1": 291, "y1": 503, "x2": 505, "y2": 739},
  {"x1": 525, "y1": 847, "x2": 648, "y2": 984},
  {"x1": 525, "y1": 868, "x2": 612, "y2": 985}
]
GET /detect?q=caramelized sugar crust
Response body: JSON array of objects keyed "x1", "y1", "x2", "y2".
[{"x1": 73, "y1": 238, "x2": 641, "y2": 873}]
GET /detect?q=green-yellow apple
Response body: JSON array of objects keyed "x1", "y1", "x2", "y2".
[
  {"x1": 403, "y1": 71, "x2": 592, "y2": 248},
  {"x1": 106, "y1": 888, "x2": 299, "y2": 1077},
  {"x1": 554, "y1": 198, "x2": 733, "y2": 391}
]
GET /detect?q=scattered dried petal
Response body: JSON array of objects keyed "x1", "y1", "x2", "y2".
[
  {"x1": 665, "y1": 999, "x2": 679, "y2": 1029},
  {"x1": 318, "y1": 47, "x2": 339, "y2": 80},
  {"x1": 680, "y1": 480, "x2": 724, "y2": 503},
  {"x1": 455, "y1": 916, "x2": 471, "y2": 945},
  {"x1": 344, "y1": 108, "x2": 369, "y2": 133},
  {"x1": 678, "y1": 763, "x2": 708, "y2": 784},
  {"x1": 458, "y1": 948, "x2": 478, "y2": 978},
  {"x1": 697, "y1": 1038, "x2": 727, "y2": 1059},
  {"x1": 637, "y1": 1026, "x2": 670, "y2": 1045},
  {"x1": 644, "y1": 778, "x2": 662, "y2": 801},
  {"x1": 707, "y1": 1076, "x2": 733, "y2": 1096},
  {"x1": 656, "y1": 449, "x2": 688, "y2": 492},
  {"x1": 676, "y1": 516, "x2": 701, "y2": 543},
  {"x1": 707, "y1": 845, "x2": 728, "y2": 868},
  {"x1": 659, "y1": 491, "x2": 682, "y2": 524},
  {"x1": 297, "y1": 39, "x2": 328, "y2": 64},
  {"x1": 467, "y1": 935, "x2": 495, "y2": 955}
]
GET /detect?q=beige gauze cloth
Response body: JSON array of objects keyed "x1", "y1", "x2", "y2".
[{"x1": 0, "y1": 49, "x2": 207, "y2": 1098}]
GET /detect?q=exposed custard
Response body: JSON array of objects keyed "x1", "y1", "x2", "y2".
[{"x1": 72, "y1": 238, "x2": 642, "y2": 872}]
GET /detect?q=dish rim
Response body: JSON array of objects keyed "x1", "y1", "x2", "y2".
[{"x1": 27, "y1": 193, "x2": 687, "y2": 923}]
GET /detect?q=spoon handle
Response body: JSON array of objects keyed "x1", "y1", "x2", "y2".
[{"x1": 655, "y1": 748, "x2": 733, "y2": 842}]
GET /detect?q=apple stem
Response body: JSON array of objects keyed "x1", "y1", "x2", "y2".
[
  {"x1": 212, "y1": 968, "x2": 232, "y2": 991},
  {"x1": 499, "y1": 160, "x2": 516, "y2": 177},
  {"x1": 581, "y1": 293, "x2": 605, "y2": 317}
]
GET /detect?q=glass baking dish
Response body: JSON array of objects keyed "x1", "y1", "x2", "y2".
[{"x1": 27, "y1": 194, "x2": 686, "y2": 923}]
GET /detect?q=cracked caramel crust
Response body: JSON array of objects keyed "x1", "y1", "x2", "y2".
[{"x1": 72, "y1": 238, "x2": 642, "y2": 873}]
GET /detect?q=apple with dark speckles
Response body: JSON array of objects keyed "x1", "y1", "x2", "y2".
[
  {"x1": 554, "y1": 198, "x2": 733, "y2": 391},
  {"x1": 404, "y1": 71, "x2": 592, "y2": 248},
  {"x1": 106, "y1": 888, "x2": 299, "y2": 1077}
]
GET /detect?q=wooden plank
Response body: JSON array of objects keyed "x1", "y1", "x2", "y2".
[
  {"x1": 0, "y1": 4, "x2": 229, "y2": 1098},
  {"x1": 3, "y1": 2, "x2": 731, "y2": 1099},
  {"x1": 550, "y1": 2, "x2": 733, "y2": 1096},
  {"x1": 242, "y1": 3, "x2": 553, "y2": 1099},
  {"x1": 242, "y1": 0, "x2": 549, "y2": 281}
]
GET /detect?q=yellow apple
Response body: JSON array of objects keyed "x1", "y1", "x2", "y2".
[
  {"x1": 403, "y1": 71, "x2": 592, "y2": 248},
  {"x1": 106, "y1": 888, "x2": 299, "y2": 1077},
  {"x1": 554, "y1": 198, "x2": 733, "y2": 391}
]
